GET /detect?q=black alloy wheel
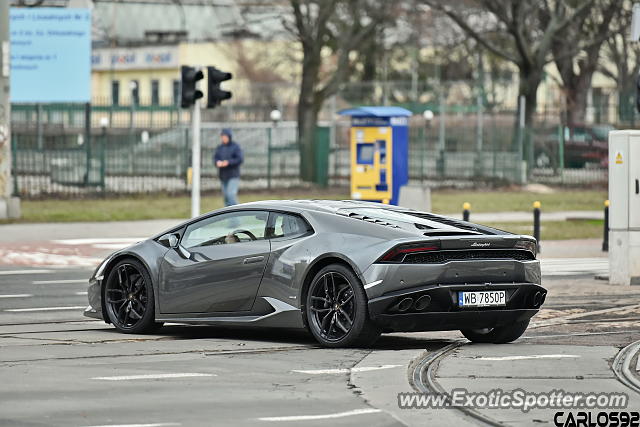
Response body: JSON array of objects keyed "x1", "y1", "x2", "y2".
[
  {"x1": 104, "y1": 259, "x2": 162, "y2": 334},
  {"x1": 306, "y1": 264, "x2": 380, "y2": 347}
]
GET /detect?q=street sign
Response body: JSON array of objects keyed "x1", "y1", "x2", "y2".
[{"x1": 9, "y1": 8, "x2": 91, "y2": 103}]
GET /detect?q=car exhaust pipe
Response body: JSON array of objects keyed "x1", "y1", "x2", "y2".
[
  {"x1": 397, "y1": 298, "x2": 413, "y2": 312},
  {"x1": 414, "y1": 295, "x2": 431, "y2": 311},
  {"x1": 533, "y1": 291, "x2": 542, "y2": 307},
  {"x1": 540, "y1": 292, "x2": 547, "y2": 305}
]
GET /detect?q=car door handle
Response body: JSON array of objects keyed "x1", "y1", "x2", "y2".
[{"x1": 243, "y1": 256, "x2": 265, "y2": 264}]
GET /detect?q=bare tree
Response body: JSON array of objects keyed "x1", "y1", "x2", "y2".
[
  {"x1": 287, "y1": 0, "x2": 390, "y2": 182},
  {"x1": 600, "y1": 1, "x2": 640, "y2": 121},
  {"x1": 421, "y1": 0, "x2": 594, "y2": 128},
  {"x1": 550, "y1": 0, "x2": 620, "y2": 126}
]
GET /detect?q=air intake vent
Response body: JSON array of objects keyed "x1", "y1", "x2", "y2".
[
  {"x1": 402, "y1": 211, "x2": 483, "y2": 233},
  {"x1": 402, "y1": 249, "x2": 535, "y2": 264},
  {"x1": 336, "y1": 211, "x2": 401, "y2": 228}
]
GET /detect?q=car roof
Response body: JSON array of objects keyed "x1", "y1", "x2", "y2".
[{"x1": 235, "y1": 199, "x2": 409, "y2": 213}]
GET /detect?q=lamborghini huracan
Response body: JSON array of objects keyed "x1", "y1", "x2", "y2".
[{"x1": 85, "y1": 200, "x2": 545, "y2": 347}]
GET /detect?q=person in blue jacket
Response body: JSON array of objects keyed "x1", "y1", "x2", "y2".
[{"x1": 213, "y1": 128, "x2": 243, "y2": 206}]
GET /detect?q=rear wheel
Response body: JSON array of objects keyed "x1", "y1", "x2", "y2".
[
  {"x1": 104, "y1": 259, "x2": 163, "y2": 334},
  {"x1": 305, "y1": 264, "x2": 380, "y2": 348},
  {"x1": 460, "y1": 319, "x2": 530, "y2": 344}
]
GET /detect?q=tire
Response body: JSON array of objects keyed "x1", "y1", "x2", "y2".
[
  {"x1": 103, "y1": 258, "x2": 163, "y2": 334},
  {"x1": 461, "y1": 319, "x2": 530, "y2": 344},
  {"x1": 305, "y1": 263, "x2": 381, "y2": 348}
]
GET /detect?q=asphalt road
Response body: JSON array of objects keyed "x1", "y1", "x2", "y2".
[{"x1": 1, "y1": 263, "x2": 639, "y2": 426}]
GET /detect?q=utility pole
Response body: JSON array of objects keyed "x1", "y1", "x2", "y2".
[
  {"x1": 190, "y1": 98, "x2": 201, "y2": 218},
  {"x1": 0, "y1": 2, "x2": 18, "y2": 219}
]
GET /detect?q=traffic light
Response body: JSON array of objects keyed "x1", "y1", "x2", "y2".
[
  {"x1": 181, "y1": 65, "x2": 204, "y2": 108},
  {"x1": 207, "y1": 66, "x2": 232, "y2": 108}
]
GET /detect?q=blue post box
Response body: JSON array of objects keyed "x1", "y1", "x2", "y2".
[{"x1": 338, "y1": 106, "x2": 412, "y2": 205}]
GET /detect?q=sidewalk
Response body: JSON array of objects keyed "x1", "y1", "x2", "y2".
[
  {"x1": 444, "y1": 210, "x2": 603, "y2": 223},
  {"x1": 0, "y1": 219, "x2": 184, "y2": 243},
  {"x1": 0, "y1": 211, "x2": 603, "y2": 243}
]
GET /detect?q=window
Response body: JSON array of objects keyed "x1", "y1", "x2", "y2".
[
  {"x1": 182, "y1": 211, "x2": 269, "y2": 249},
  {"x1": 130, "y1": 80, "x2": 139, "y2": 106},
  {"x1": 172, "y1": 79, "x2": 181, "y2": 106},
  {"x1": 151, "y1": 79, "x2": 160, "y2": 106},
  {"x1": 111, "y1": 80, "x2": 120, "y2": 106},
  {"x1": 268, "y1": 213, "x2": 311, "y2": 239}
]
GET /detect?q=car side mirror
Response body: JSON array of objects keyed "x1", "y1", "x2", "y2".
[{"x1": 158, "y1": 233, "x2": 179, "y2": 248}]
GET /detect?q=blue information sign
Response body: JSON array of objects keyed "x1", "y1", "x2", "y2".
[{"x1": 10, "y1": 8, "x2": 91, "y2": 103}]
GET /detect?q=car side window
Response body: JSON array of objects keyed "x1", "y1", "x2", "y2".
[
  {"x1": 182, "y1": 211, "x2": 269, "y2": 249},
  {"x1": 268, "y1": 213, "x2": 311, "y2": 239}
]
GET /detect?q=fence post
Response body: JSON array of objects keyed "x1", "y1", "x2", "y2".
[
  {"x1": 533, "y1": 201, "x2": 541, "y2": 250},
  {"x1": 84, "y1": 102, "x2": 91, "y2": 186},
  {"x1": 11, "y1": 136, "x2": 18, "y2": 196},
  {"x1": 267, "y1": 126, "x2": 272, "y2": 190},
  {"x1": 462, "y1": 202, "x2": 470, "y2": 222},
  {"x1": 517, "y1": 95, "x2": 526, "y2": 184},
  {"x1": 100, "y1": 127, "x2": 106, "y2": 192},
  {"x1": 438, "y1": 87, "x2": 446, "y2": 178},
  {"x1": 602, "y1": 200, "x2": 609, "y2": 252}
]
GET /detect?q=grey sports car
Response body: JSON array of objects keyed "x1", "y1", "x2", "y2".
[{"x1": 85, "y1": 199, "x2": 545, "y2": 347}]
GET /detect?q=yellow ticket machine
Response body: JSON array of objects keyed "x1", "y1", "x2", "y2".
[{"x1": 339, "y1": 107, "x2": 412, "y2": 205}]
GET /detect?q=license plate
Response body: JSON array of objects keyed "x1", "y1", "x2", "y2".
[{"x1": 458, "y1": 290, "x2": 506, "y2": 307}]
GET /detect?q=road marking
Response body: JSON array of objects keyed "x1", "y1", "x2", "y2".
[
  {"x1": 292, "y1": 365, "x2": 401, "y2": 375},
  {"x1": 32, "y1": 279, "x2": 88, "y2": 284},
  {"x1": 475, "y1": 354, "x2": 580, "y2": 361},
  {"x1": 0, "y1": 294, "x2": 33, "y2": 298},
  {"x1": 0, "y1": 269, "x2": 53, "y2": 275},
  {"x1": 523, "y1": 330, "x2": 638, "y2": 339},
  {"x1": 540, "y1": 258, "x2": 608, "y2": 277},
  {"x1": 257, "y1": 408, "x2": 382, "y2": 422},
  {"x1": 82, "y1": 423, "x2": 180, "y2": 427},
  {"x1": 364, "y1": 279, "x2": 383, "y2": 289},
  {"x1": 0, "y1": 250, "x2": 102, "y2": 267},
  {"x1": 54, "y1": 238, "x2": 144, "y2": 245},
  {"x1": 75, "y1": 291, "x2": 88, "y2": 296},
  {"x1": 93, "y1": 243, "x2": 137, "y2": 249},
  {"x1": 5, "y1": 305, "x2": 86, "y2": 312},
  {"x1": 91, "y1": 373, "x2": 216, "y2": 381}
]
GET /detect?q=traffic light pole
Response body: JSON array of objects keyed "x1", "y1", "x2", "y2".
[{"x1": 190, "y1": 99, "x2": 201, "y2": 218}]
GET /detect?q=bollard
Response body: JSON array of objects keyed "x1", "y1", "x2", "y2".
[
  {"x1": 602, "y1": 200, "x2": 609, "y2": 252},
  {"x1": 462, "y1": 202, "x2": 470, "y2": 222},
  {"x1": 533, "y1": 201, "x2": 541, "y2": 251}
]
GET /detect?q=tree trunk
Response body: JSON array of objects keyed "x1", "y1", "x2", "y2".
[
  {"x1": 564, "y1": 74, "x2": 592, "y2": 126},
  {"x1": 297, "y1": 103, "x2": 319, "y2": 183},
  {"x1": 514, "y1": 68, "x2": 543, "y2": 173},
  {"x1": 297, "y1": 54, "x2": 321, "y2": 183},
  {"x1": 517, "y1": 68, "x2": 542, "y2": 130}
]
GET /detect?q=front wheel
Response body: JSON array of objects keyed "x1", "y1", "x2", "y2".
[
  {"x1": 103, "y1": 259, "x2": 163, "y2": 334},
  {"x1": 461, "y1": 319, "x2": 530, "y2": 344},
  {"x1": 305, "y1": 264, "x2": 380, "y2": 348}
]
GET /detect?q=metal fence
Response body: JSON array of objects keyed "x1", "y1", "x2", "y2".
[
  {"x1": 11, "y1": 116, "x2": 608, "y2": 197},
  {"x1": 10, "y1": 77, "x2": 621, "y2": 197},
  {"x1": 12, "y1": 122, "x2": 306, "y2": 196}
]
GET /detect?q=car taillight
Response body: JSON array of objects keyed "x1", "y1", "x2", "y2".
[
  {"x1": 379, "y1": 243, "x2": 440, "y2": 263},
  {"x1": 514, "y1": 240, "x2": 537, "y2": 256}
]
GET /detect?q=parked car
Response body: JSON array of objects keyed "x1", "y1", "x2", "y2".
[
  {"x1": 535, "y1": 124, "x2": 615, "y2": 169},
  {"x1": 563, "y1": 124, "x2": 614, "y2": 168}
]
